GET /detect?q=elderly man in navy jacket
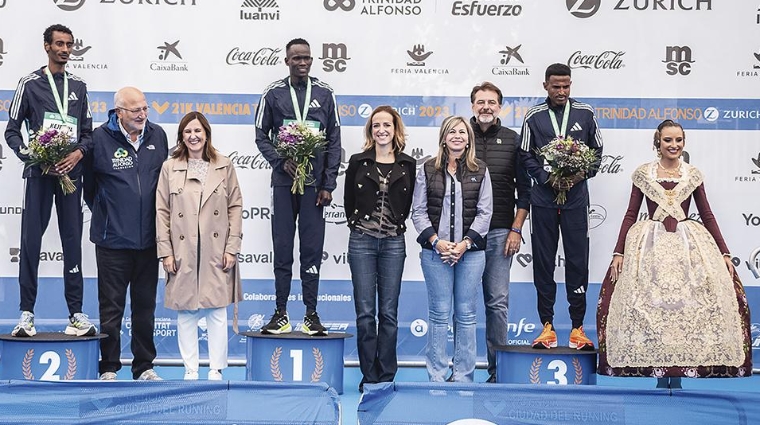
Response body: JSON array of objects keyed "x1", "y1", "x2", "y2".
[{"x1": 83, "y1": 87, "x2": 168, "y2": 380}]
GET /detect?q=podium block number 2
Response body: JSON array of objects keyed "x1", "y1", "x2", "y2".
[{"x1": 40, "y1": 351, "x2": 62, "y2": 381}]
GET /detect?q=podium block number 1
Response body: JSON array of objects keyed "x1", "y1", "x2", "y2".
[{"x1": 290, "y1": 349, "x2": 303, "y2": 381}]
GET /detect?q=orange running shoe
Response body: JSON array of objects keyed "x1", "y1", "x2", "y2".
[
  {"x1": 569, "y1": 326, "x2": 595, "y2": 351},
  {"x1": 532, "y1": 322, "x2": 557, "y2": 349}
]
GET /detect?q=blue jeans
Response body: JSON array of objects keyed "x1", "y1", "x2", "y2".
[
  {"x1": 348, "y1": 231, "x2": 406, "y2": 387},
  {"x1": 421, "y1": 248, "x2": 485, "y2": 382},
  {"x1": 482, "y1": 228, "x2": 514, "y2": 378}
]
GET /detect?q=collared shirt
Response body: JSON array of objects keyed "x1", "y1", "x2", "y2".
[
  {"x1": 412, "y1": 166, "x2": 493, "y2": 243},
  {"x1": 118, "y1": 119, "x2": 144, "y2": 152}
]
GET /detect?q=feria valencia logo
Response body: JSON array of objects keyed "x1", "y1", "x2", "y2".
[{"x1": 566, "y1": 0, "x2": 600, "y2": 18}]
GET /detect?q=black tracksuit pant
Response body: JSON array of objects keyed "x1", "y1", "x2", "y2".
[
  {"x1": 530, "y1": 205, "x2": 589, "y2": 329},
  {"x1": 19, "y1": 175, "x2": 84, "y2": 316},
  {"x1": 271, "y1": 186, "x2": 325, "y2": 313}
]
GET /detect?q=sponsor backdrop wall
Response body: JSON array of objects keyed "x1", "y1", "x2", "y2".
[{"x1": 0, "y1": 0, "x2": 759, "y2": 368}]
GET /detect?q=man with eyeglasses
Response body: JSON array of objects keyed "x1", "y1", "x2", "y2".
[
  {"x1": 255, "y1": 38, "x2": 341, "y2": 336},
  {"x1": 83, "y1": 87, "x2": 168, "y2": 380},
  {"x1": 468, "y1": 82, "x2": 531, "y2": 382},
  {"x1": 4, "y1": 24, "x2": 96, "y2": 338}
]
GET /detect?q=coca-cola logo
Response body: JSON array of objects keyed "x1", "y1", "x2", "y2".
[
  {"x1": 226, "y1": 47, "x2": 282, "y2": 66},
  {"x1": 567, "y1": 50, "x2": 625, "y2": 70},
  {"x1": 228, "y1": 150, "x2": 272, "y2": 170},
  {"x1": 599, "y1": 155, "x2": 624, "y2": 174}
]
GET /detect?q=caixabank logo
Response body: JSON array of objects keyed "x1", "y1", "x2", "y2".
[
  {"x1": 151, "y1": 40, "x2": 188, "y2": 72},
  {"x1": 323, "y1": 0, "x2": 423, "y2": 16},
  {"x1": 492, "y1": 44, "x2": 530, "y2": 76},
  {"x1": 240, "y1": 0, "x2": 279, "y2": 21}
]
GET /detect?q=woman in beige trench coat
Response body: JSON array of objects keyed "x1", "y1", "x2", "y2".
[{"x1": 156, "y1": 112, "x2": 243, "y2": 381}]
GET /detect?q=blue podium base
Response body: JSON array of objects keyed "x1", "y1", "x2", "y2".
[
  {"x1": 241, "y1": 331, "x2": 352, "y2": 394},
  {"x1": 495, "y1": 345, "x2": 597, "y2": 385},
  {"x1": 0, "y1": 333, "x2": 106, "y2": 380}
]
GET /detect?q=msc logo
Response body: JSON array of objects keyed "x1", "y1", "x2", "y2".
[
  {"x1": 664, "y1": 45, "x2": 694, "y2": 76},
  {"x1": 566, "y1": 0, "x2": 600, "y2": 18},
  {"x1": 320, "y1": 43, "x2": 350, "y2": 73},
  {"x1": 113, "y1": 147, "x2": 129, "y2": 159},
  {"x1": 53, "y1": 0, "x2": 86, "y2": 11},
  {"x1": 9, "y1": 247, "x2": 20, "y2": 263},
  {"x1": 324, "y1": 0, "x2": 354, "y2": 11}
]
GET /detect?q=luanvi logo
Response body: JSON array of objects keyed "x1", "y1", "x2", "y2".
[
  {"x1": 240, "y1": 0, "x2": 280, "y2": 21},
  {"x1": 663, "y1": 45, "x2": 694, "y2": 76},
  {"x1": 53, "y1": 0, "x2": 86, "y2": 11},
  {"x1": 566, "y1": 0, "x2": 600, "y2": 18},
  {"x1": 320, "y1": 43, "x2": 350, "y2": 73}
]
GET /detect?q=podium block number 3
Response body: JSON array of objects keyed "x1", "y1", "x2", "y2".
[{"x1": 546, "y1": 359, "x2": 568, "y2": 385}]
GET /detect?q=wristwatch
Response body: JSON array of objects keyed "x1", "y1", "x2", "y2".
[{"x1": 463, "y1": 237, "x2": 472, "y2": 250}]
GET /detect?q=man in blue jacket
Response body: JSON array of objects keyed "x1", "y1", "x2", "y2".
[
  {"x1": 4, "y1": 24, "x2": 95, "y2": 338},
  {"x1": 519, "y1": 63, "x2": 603, "y2": 351},
  {"x1": 83, "y1": 86, "x2": 168, "y2": 380},
  {"x1": 255, "y1": 38, "x2": 341, "y2": 336}
]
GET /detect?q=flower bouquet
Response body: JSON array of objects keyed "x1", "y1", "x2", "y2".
[
  {"x1": 537, "y1": 135, "x2": 597, "y2": 205},
  {"x1": 20, "y1": 127, "x2": 78, "y2": 194},
  {"x1": 275, "y1": 122, "x2": 327, "y2": 195}
]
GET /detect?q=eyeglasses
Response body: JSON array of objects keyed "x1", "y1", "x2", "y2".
[{"x1": 117, "y1": 106, "x2": 150, "y2": 115}]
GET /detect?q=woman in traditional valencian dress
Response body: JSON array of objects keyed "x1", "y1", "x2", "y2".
[{"x1": 597, "y1": 120, "x2": 751, "y2": 387}]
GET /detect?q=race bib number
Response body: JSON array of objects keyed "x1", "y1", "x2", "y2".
[{"x1": 42, "y1": 112, "x2": 79, "y2": 143}]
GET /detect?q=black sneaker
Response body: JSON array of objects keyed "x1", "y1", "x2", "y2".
[
  {"x1": 260, "y1": 310, "x2": 292, "y2": 334},
  {"x1": 302, "y1": 311, "x2": 328, "y2": 336}
]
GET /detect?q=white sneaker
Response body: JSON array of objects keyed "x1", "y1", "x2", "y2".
[
  {"x1": 99, "y1": 372, "x2": 117, "y2": 381},
  {"x1": 207, "y1": 369, "x2": 222, "y2": 381},
  {"x1": 12, "y1": 311, "x2": 36, "y2": 337},
  {"x1": 65, "y1": 312, "x2": 97, "y2": 336},
  {"x1": 136, "y1": 369, "x2": 162, "y2": 381},
  {"x1": 184, "y1": 370, "x2": 199, "y2": 380}
]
